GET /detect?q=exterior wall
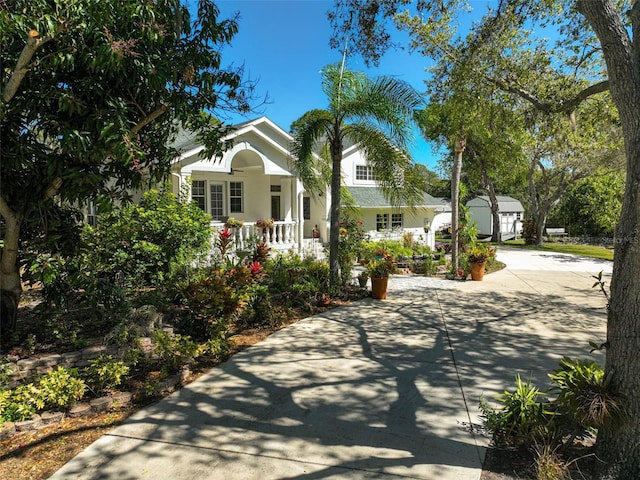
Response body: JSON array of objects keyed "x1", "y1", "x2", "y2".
[
  {"x1": 359, "y1": 207, "x2": 436, "y2": 248},
  {"x1": 468, "y1": 205, "x2": 493, "y2": 236},
  {"x1": 342, "y1": 147, "x2": 375, "y2": 187}
]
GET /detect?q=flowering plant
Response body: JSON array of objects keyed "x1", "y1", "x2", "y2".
[
  {"x1": 467, "y1": 243, "x2": 496, "y2": 264},
  {"x1": 215, "y1": 228, "x2": 234, "y2": 257},
  {"x1": 366, "y1": 253, "x2": 396, "y2": 278},
  {"x1": 255, "y1": 218, "x2": 274, "y2": 229},
  {"x1": 225, "y1": 217, "x2": 244, "y2": 229}
]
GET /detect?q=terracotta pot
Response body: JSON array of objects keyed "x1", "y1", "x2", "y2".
[
  {"x1": 470, "y1": 261, "x2": 487, "y2": 281},
  {"x1": 371, "y1": 276, "x2": 389, "y2": 299}
]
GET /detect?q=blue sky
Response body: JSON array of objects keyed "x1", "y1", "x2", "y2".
[{"x1": 216, "y1": 0, "x2": 443, "y2": 168}]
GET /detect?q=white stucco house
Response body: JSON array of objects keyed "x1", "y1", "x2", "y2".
[
  {"x1": 169, "y1": 116, "x2": 449, "y2": 255},
  {"x1": 466, "y1": 195, "x2": 524, "y2": 240}
]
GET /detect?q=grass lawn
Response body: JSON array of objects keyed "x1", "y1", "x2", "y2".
[{"x1": 503, "y1": 239, "x2": 614, "y2": 261}]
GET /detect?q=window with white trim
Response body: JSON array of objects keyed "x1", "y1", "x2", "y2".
[
  {"x1": 191, "y1": 180, "x2": 206, "y2": 211},
  {"x1": 391, "y1": 213, "x2": 403, "y2": 229},
  {"x1": 355, "y1": 165, "x2": 377, "y2": 181},
  {"x1": 210, "y1": 183, "x2": 224, "y2": 219},
  {"x1": 229, "y1": 181, "x2": 243, "y2": 213},
  {"x1": 376, "y1": 213, "x2": 388, "y2": 231},
  {"x1": 303, "y1": 197, "x2": 311, "y2": 220}
]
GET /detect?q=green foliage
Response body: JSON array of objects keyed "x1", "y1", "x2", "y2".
[
  {"x1": 337, "y1": 211, "x2": 367, "y2": 287},
  {"x1": 82, "y1": 189, "x2": 211, "y2": 288},
  {"x1": 366, "y1": 254, "x2": 397, "y2": 278},
  {"x1": 359, "y1": 240, "x2": 412, "y2": 262},
  {"x1": 1, "y1": 0, "x2": 257, "y2": 331},
  {"x1": 265, "y1": 255, "x2": 330, "y2": 306},
  {"x1": 548, "y1": 357, "x2": 625, "y2": 430},
  {"x1": 152, "y1": 329, "x2": 201, "y2": 374},
  {"x1": 179, "y1": 265, "x2": 252, "y2": 340},
  {"x1": 1, "y1": 367, "x2": 86, "y2": 423},
  {"x1": 550, "y1": 171, "x2": 624, "y2": 236},
  {"x1": 289, "y1": 63, "x2": 424, "y2": 288},
  {"x1": 82, "y1": 355, "x2": 130, "y2": 394},
  {"x1": 480, "y1": 374, "x2": 550, "y2": 445}
]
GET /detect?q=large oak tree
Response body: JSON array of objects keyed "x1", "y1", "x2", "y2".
[{"x1": 332, "y1": 1, "x2": 640, "y2": 476}]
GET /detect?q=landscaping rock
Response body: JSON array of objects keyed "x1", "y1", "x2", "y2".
[
  {"x1": 81, "y1": 345, "x2": 107, "y2": 360},
  {"x1": 41, "y1": 411, "x2": 65, "y2": 425},
  {"x1": 37, "y1": 353, "x2": 62, "y2": 366},
  {"x1": 159, "y1": 375, "x2": 179, "y2": 395},
  {"x1": 90, "y1": 396, "x2": 114, "y2": 413},
  {"x1": 110, "y1": 391, "x2": 133, "y2": 408},
  {"x1": 69, "y1": 402, "x2": 92, "y2": 418},
  {"x1": 15, "y1": 414, "x2": 42, "y2": 431},
  {"x1": 60, "y1": 351, "x2": 83, "y2": 366},
  {"x1": 129, "y1": 305, "x2": 163, "y2": 336},
  {"x1": 0, "y1": 422, "x2": 16, "y2": 440}
]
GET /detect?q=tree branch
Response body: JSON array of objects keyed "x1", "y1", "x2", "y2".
[
  {"x1": 44, "y1": 177, "x2": 63, "y2": 200},
  {"x1": 3, "y1": 30, "x2": 53, "y2": 103},
  {"x1": 491, "y1": 77, "x2": 610, "y2": 114},
  {"x1": 130, "y1": 104, "x2": 168, "y2": 135}
]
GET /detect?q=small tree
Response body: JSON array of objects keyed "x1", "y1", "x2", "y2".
[{"x1": 290, "y1": 64, "x2": 424, "y2": 289}]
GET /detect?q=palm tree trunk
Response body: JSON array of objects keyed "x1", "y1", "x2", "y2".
[{"x1": 328, "y1": 133, "x2": 343, "y2": 289}]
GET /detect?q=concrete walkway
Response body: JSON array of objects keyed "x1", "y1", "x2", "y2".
[{"x1": 49, "y1": 248, "x2": 612, "y2": 480}]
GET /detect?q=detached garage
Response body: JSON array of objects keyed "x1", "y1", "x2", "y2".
[{"x1": 466, "y1": 196, "x2": 524, "y2": 240}]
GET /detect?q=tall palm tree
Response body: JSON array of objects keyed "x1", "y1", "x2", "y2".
[{"x1": 290, "y1": 64, "x2": 425, "y2": 288}]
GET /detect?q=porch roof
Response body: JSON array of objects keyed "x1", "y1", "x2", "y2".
[{"x1": 347, "y1": 187, "x2": 448, "y2": 209}]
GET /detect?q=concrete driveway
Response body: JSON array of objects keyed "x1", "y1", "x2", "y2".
[{"x1": 49, "y1": 248, "x2": 611, "y2": 480}]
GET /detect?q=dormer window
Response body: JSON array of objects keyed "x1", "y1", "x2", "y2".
[{"x1": 355, "y1": 165, "x2": 377, "y2": 181}]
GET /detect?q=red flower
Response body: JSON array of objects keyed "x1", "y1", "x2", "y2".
[
  {"x1": 249, "y1": 261, "x2": 261, "y2": 275},
  {"x1": 219, "y1": 228, "x2": 233, "y2": 239}
]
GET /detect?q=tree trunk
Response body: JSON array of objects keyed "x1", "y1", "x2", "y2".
[
  {"x1": 0, "y1": 199, "x2": 23, "y2": 339},
  {"x1": 577, "y1": 1, "x2": 640, "y2": 478},
  {"x1": 480, "y1": 160, "x2": 501, "y2": 243},
  {"x1": 451, "y1": 137, "x2": 465, "y2": 274},
  {"x1": 328, "y1": 132, "x2": 343, "y2": 290}
]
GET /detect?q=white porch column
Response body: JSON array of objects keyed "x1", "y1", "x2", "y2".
[
  {"x1": 298, "y1": 190, "x2": 305, "y2": 252},
  {"x1": 282, "y1": 177, "x2": 292, "y2": 221}
]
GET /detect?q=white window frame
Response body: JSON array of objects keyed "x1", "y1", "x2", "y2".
[
  {"x1": 355, "y1": 165, "x2": 377, "y2": 182},
  {"x1": 210, "y1": 183, "x2": 224, "y2": 220},
  {"x1": 229, "y1": 181, "x2": 243, "y2": 213},
  {"x1": 376, "y1": 213, "x2": 389, "y2": 231},
  {"x1": 191, "y1": 180, "x2": 206, "y2": 212},
  {"x1": 391, "y1": 213, "x2": 403, "y2": 229}
]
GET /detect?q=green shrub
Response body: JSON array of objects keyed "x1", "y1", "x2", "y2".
[
  {"x1": 265, "y1": 255, "x2": 329, "y2": 307},
  {"x1": 480, "y1": 374, "x2": 550, "y2": 445},
  {"x1": 1, "y1": 367, "x2": 86, "y2": 423},
  {"x1": 82, "y1": 188, "x2": 212, "y2": 288},
  {"x1": 179, "y1": 265, "x2": 251, "y2": 340},
  {"x1": 548, "y1": 357, "x2": 625, "y2": 430},
  {"x1": 82, "y1": 355, "x2": 130, "y2": 394},
  {"x1": 153, "y1": 329, "x2": 201, "y2": 373},
  {"x1": 35, "y1": 367, "x2": 86, "y2": 411}
]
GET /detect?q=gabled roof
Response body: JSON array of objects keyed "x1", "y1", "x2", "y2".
[
  {"x1": 347, "y1": 187, "x2": 448, "y2": 209},
  {"x1": 467, "y1": 195, "x2": 524, "y2": 212}
]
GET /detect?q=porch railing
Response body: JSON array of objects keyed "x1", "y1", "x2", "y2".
[{"x1": 211, "y1": 221, "x2": 298, "y2": 252}]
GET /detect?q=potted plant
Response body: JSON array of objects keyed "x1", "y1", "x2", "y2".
[
  {"x1": 467, "y1": 244, "x2": 495, "y2": 281},
  {"x1": 357, "y1": 270, "x2": 369, "y2": 288},
  {"x1": 255, "y1": 217, "x2": 274, "y2": 229},
  {"x1": 225, "y1": 217, "x2": 244, "y2": 229},
  {"x1": 366, "y1": 254, "x2": 396, "y2": 299}
]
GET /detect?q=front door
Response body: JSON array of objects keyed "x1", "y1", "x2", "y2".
[{"x1": 271, "y1": 195, "x2": 281, "y2": 221}]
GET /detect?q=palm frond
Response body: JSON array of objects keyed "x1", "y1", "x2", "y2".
[
  {"x1": 289, "y1": 109, "x2": 333, "y2": 194},
  {"x1": 346, "y1": 123, "x2": 423, "y2": 210}
]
